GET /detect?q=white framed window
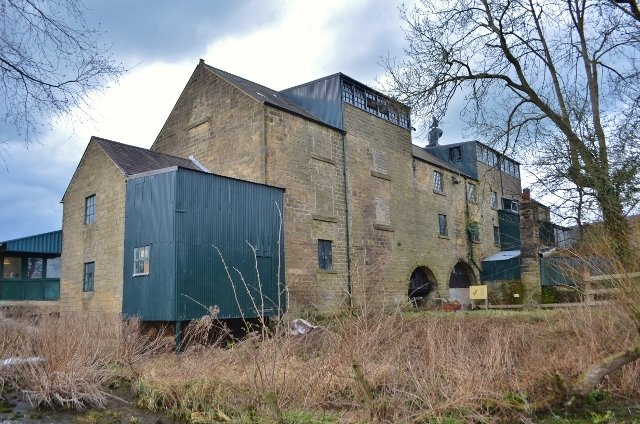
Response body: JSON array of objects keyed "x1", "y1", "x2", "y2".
[
  {"x1": 133, "y1": 246, "x2": 150, "y2": 276},
  {"x1": 433, "y1": 171, "x2": 444, "y2": 193}
]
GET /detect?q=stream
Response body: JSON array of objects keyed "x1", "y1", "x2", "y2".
[{"x1": 0, "y1": 385, "x2": 180, "y2": 424}]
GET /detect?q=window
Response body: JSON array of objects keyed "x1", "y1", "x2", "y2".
[
  {"x1": 490, "y1": 191, "x2": 498, "y2": 209},
  {"x1": 26, "y1": 257, "x2": 43, "y2": 279},
  {"x1": 449, "y1": 146, "x2": 462, "y2": 162},
  {"x1": 500, "y1": 158, "x2": 521, "y2": 178},
  {"x1": 46, "y1": 257, "x2": 61, "y2": 279},
  {"x1": 433, "y1": 171, "x2": 444, "y2": 193},
  {"x1": 2, "y1": 257, "x2": 21, "y2": 279},
  {"x1": 341, "y1": 81, "x2": 410, "y2": 129},
  {"x1": 85, "y1": 195, "x2": 96, "y2": 224},
  {"x1": 467, "y1": 183, "x2": 477, "y2": 203},
  {"x1": 477, "y1": 144, "x2": 498, "y2": 166},
  {"x1": 133, "y1": 246, "x2": 150, "y2": 276},
  {"x1": 493, "y1": 226, "x2": 501, "y2": 245},
  {"x1": 468, "y1": 222, "x2": 480, "y2": 242},
  {"x1": 83, "y1": 262, "x2": 95, "y2": 292},
  {"x1": 503, "y1": 198, "x2": 519, "y2": 213},
  {"x1": 318, "y1": 240, "x2": 333, "y2": 270},
  {"x1": 438, "y1": 214, "x2": 448, "y2": 237}
]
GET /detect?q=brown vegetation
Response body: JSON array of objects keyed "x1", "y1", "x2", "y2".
[{"x1": 3, "y1": 306, "x2": 636, "y2": 422}]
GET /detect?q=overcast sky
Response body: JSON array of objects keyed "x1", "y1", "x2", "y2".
[{"x1": 0, "y1": 0, "x2": 469, "y2": 241}]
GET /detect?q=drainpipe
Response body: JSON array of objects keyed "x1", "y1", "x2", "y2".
[
  {"x1": 263, "y1": 105, "x2": 269, "y2": 184},
  {"x1": 465, "y1": 186, "x2": 482, "y2": 274},
  {"x1": 341, "y1": 131, "x2": 353, "y2": 307}
]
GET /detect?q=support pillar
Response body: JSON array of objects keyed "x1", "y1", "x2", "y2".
[{"x1": 520, "y1": 189, "x2": 542, "y2": 305}]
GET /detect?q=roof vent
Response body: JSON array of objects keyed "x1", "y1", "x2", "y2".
[{"x1": 427, "y1": 117, "x2": 443, "y2": 146}]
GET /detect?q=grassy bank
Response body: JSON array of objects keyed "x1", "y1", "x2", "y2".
[{"x1": 1, "y1": 307, "x2": 639, "y2": 423}]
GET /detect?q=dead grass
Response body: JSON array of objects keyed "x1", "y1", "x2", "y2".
[
  {"x1": 0, "y1": 304, "x2": 638, "y2": 421},
  {"x1": 131, "y1": 307, "x2": 639, "y2": 423},
  {"x1": 0, "y1": 313, "x2": 171, "y2": 410}
]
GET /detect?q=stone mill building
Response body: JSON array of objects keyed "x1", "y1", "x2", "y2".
[{"x1": 2, "y1": 60, "x2": 526, "y2": 316}]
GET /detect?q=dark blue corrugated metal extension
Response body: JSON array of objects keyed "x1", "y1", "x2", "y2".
[{"x1": 0, "y1": 230, "x2": 62, "y2": 254}]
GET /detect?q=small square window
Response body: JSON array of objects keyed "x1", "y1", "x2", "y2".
[
  {"x1": 449, "y1": 146, "x2": 462, "y2": 162},
  {"x1": 85, "y1": 195, "x2": 96, "y2": 224},
  {"x1": 490, "y1": 191, "x2": 498, "y2": 209},
  {"x1": 503, "y1": 198, "x2": 519, "y2": 213},
  {"x1": 133, "y1": 246, "x2": 150, "y2": 276},
  {"x1": 433, "y1": 171, "x2": 444, "y2": 193},
  {"x1": 438, "y1": 214, "x2": 448, "y2": 237},
  {"x1": 83, "y1": 262, "x2": 95, "y2": 292},
  {"x1": 493, "y1": 226, "x2": 501, "y2": 245},
  {"x1": 318, "y1": 240, "x2": 333, "y2": 270},
  {"x1": 467, "y1": 183, "x2": 477, "y2": 203}
]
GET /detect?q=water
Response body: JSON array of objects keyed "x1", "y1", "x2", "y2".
[{"x1": 0, "y1": 386, "x2": 180, "y2": 424}]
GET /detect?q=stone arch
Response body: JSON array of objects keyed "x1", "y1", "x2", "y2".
[
  {"x1": 447, "y1": 261, "x2": 477, "y2": 306},
  {"x1": 408, "y1": 266, "x2": 437, "y2": 308}
]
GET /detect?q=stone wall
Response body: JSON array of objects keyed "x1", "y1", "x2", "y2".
[
  {"x1": 147, "y1": 64, "x2": 526, "y2": 313},
  {"x1": 151, "y1": 63, "x2": 266, "y2": 182},
  {"x1": 59, "y1": 141, "x2": 126, "y2": 313},
  {"x1": 264, "y1": 106, "x2": 348, "y2": 315}
]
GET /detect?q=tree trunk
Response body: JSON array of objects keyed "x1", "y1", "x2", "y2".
[
  {"x1": 573, "y1": 342, "x2": 640, "y2": 397},
  {"x1": 597, "y1": 183, "x2": 635, "y2": 268}
]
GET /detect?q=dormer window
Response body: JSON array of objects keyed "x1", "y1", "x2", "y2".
[{"x1": 449, "y1": 146, "x2": 462, "y2": 162}]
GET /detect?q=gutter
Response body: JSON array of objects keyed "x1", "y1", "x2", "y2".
[{"x1": 341, "y1": 132, "x2": 353, "y2": 307}]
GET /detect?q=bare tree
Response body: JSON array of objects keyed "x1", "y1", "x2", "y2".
[
  {"x1": 0, "y1": 0, "x2": 124, "y2": 144},
  {"x1": 611, "y1": 0, "x2": 640, "y2": 21},
  {"x1": 383, "y1": 0, "x2": 640, "y2": 260}
]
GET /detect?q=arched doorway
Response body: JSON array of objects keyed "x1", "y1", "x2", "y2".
[
  {"x1": 448, "y1": 261, "x2": 476, "y2": 306},
  {"x1": 408, "y1": 266, "x2": 436, "y2": 308}
]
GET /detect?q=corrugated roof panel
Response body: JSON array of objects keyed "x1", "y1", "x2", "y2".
[{"x1": 1, "y1": 230, "x2": 62, "y2": 254}]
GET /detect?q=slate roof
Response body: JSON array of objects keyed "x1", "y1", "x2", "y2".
[
  {"x1": 93, "y1": 137, "x2": 201, "y2": 176},
  {"x1": 203, "y1": 64, "x2": 333, "y2": 129},
  {"x1": 411, "y1": 144, "x2": 476, "y2": 179}
]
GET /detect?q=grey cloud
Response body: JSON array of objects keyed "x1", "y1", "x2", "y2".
[
  {"x1": 84, "y1": 0, "x2": 280, "y2": 63},
  {"x1": 328, "y1": 1, "x2": 407, "y2": 83},
  {"x1": 0, "y1": 139, "x2": 79, "y2": 240}
]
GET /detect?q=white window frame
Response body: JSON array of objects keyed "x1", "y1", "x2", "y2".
[
  {"x1": 133, "y1": 245, "x2": 150, "y2": 276},
  {"x1": 433, "y1": 171, "x2": 444, "y2": 193}
]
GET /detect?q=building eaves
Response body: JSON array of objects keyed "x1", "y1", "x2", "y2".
[
  {"x1": 202, "y1": 64, "x2": 341, "y2": 132},
  {"x1": 0, "y1": 230, "x2": 62, "y2": 254},
  {"x1": 412, "y1": 144, "x2": 477, "y2": 180}
]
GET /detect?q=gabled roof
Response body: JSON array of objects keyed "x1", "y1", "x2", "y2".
[
  {"x1": 202, "y1": 64, "x2": 336, "y2": 130},
  {"x1": 62, "y1": 137, "x2": 203, "y2": 202},
  {"x1": 93, "y1": 137, "x2": 201, "y2": 176},
  {"x1": 0, "y1": 230, "x2": 62, "y2": 254}
]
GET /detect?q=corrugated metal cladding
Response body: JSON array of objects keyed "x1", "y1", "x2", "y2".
[
  {"x1": 481, "y1": 257, "x2": 521, "y2": 282},
  {"x1": 280, "y1": 74, "x2": 343, "y2": 130},
  {"x1": 0, "y1": 230, "x2": 62, "y2": 254},
  {"x1": 424, "y1": 142, "x2": 480, "y2": 180},
  {"x1": 540, "y1": 257, "x2": 581, "y2": 286},
  {"x1": 122, "y1": 168, "x2": 285, "y2": 322},
  {"x1": 498, "y1": 210, "x2": 521, "y2": 250}
]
